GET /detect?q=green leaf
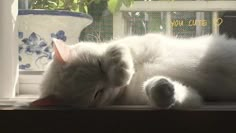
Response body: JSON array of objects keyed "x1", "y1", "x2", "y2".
[
  {"x1": 58, "y1": 0, "x2": 64, "y2": 7},
  {"x1": 122, "y1": 0, "x2": 133, "y2": 7},
  {"x1": 48, "y1": 1, "x2": 58, "y2": 9},
  {"x1": 108, "y1": 0, "x2": 122, "y2": 14},
  {"x1": 79, "y1": 2, "x2": 87, "y2": 13},
  {"x1": 94, "y1": 0, "x2": 101, "y2": 4},
  {"x1": 73, "y1": 0, "x2": 79, "y2": 3},
  {"x1": 84, "y1": 5, "x2": 88, "y2": 13},
  {"x1": 71, "y1": 2, "x2": 79, "y2": 10}
]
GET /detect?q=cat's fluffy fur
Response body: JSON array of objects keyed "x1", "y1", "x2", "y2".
[{"x1": 39, "y1": 33, "x2": 236, "y2": 109}]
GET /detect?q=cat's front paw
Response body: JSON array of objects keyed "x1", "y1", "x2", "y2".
[
  {"x1": 104, "y1": 45, "x2": 134, "y2": 87},
  {"x1": 144, "y1": 77, "x2": 176, "y2": 109}
]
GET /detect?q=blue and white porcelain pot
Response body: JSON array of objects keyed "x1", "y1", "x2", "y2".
[{"x1": 18, "y1": 9, "x2": 93, "y2": 71}]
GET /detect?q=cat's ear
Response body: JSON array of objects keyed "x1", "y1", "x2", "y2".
[{"x1": 52, "y1": 38, "x2": 71, "y2": 64}]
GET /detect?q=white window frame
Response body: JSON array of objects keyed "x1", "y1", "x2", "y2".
[
  {"x1": 113, "y1": 1, "x2": 236, "y2": 38},
  {"x1": 0, "y1": 0, "x2": 18, "y2": 99},
  {"x1": 0, "y1": 0, "x2": 38, "y2": 106},
  {"x1": 17, "y1": 1, "x2": 236, "y2": 98}
]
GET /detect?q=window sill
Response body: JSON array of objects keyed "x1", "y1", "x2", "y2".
[
  {"x1": 0, "y1": 108, "x2": 235, "y2": 133},
  {"x1": 1, "y1": 100, "x2": 236, "y2": 110},
  {"x1": 19, "y1": 71, "x2": 43, "y2": 95},
  {"x1": 0, "y1": 94, "x2": 38, "y2": 109}
]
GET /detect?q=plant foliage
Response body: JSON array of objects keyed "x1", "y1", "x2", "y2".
[{"x1": 31, "y1": 0, "x2": 134, "y2": 13}]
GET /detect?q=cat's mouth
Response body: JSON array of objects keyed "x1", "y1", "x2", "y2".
[
  {"x1": 30, "y1": 95, "x2": 92, "y2": 108},
  {"x1": 30, "y1": 95, "x2": 64, "y2": 107}
]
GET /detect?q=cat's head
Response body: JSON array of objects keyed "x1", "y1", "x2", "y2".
[{"x1": 35, "y1": 38, "x2": 133, "y2": 108}]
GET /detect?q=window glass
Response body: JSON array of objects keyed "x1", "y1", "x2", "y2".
[{"x1": 18, "y1": 0, "x2": 236, "y2": 71}]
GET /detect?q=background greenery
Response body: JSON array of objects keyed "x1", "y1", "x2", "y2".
[
  {"x1": 30, "y1": 0, "x2": 177, "y2": 14},
  {"x1": 30, "y1": 0, "x2": 134, "y2": 13},
  {"x1": 28, "y1": 0, "x2": 178, "y2": 42}
]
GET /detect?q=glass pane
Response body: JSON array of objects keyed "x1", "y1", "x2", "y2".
[
  {"x1": 219, "y1": 11, "x2": 236, "y2": 38},
  {"x1": 80, "y1": 13, "x2": 113, "y2": 42},
  {"x1": 124, "y1": 11, "x2": 214, "y2": 38},
  {"x1": 18, "y1": 1, "x2": 236, "y2": 71},
  {"x1": 171, "y1": 12, "x2": 212, "y2": 38},
  {"x1": 123, "y1": 12, "x2": 167, "y2": 35}
]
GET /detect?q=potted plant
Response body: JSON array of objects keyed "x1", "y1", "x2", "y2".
[{"x1": 18, "y1": 0, "x2": 134, "y2": 71}]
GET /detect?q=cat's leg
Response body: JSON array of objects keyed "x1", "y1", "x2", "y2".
[
  {"x1": 103, "y1": 44, "x2": 135, "y2": 88},
  {"x1": 143, "y1": 76, "x2": 203, "y2": 109}
]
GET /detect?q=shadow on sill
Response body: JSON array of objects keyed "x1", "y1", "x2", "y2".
[
  {"x1": 1, "y1": 103, "x2": 236, "y2": 132},
  {"x1": 1, "y1": 105, "x2": 236, "y2": 133},
  {"x1": 2, "y1": 103, "x2": 236, "y2": 110}
]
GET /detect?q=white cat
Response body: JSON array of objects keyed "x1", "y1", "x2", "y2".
[{"x1": 36, "y1": 33, "x2": 236, "y2": 109}]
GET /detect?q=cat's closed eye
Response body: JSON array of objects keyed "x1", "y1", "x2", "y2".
[
  {"x1": 94, "y1": 88, "x2": 104, "y2": 100},
  {"x1": 97, "y1": 59, "x2": 105, "y2": 73}
]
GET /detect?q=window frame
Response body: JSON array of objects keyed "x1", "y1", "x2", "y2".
[
  {"x1": 18, "y1": 1, "x2": 236, "y2": 97},
  {"x1": 113, "y1": 1, "x2": 236, "y2": 38}
]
